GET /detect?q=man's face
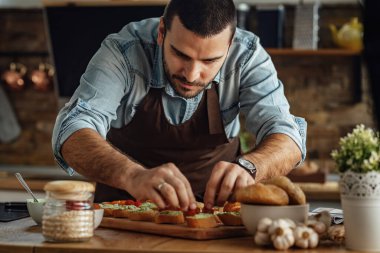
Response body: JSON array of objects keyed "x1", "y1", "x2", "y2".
[{"x1": 158, "y1": 16, "x2": 232, "y2": 99}]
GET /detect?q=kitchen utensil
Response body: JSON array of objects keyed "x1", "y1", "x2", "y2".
[
  {"x1": 30, "y1": 63, "x2": 55, "y2": 92},
  {"x1": 0, "y1": 85, "x2": 21, "y2": 143},
  {"x1": 0, "y1": 203, "x2": 29, "y2": 222},
  {"x1": 330, "y1": 17, "x2": 363, "y2": 51},
  {"x1": 15, "y1": 173, "x2": 39, "y2": 203},
  {"x1": 293, "y1": 1, "x2": 320, "y2": 49},
  {"x1": 1, "y1": 62, "x2": 27, "y2": 91}
]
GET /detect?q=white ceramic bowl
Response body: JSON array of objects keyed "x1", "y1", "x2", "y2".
[
  {"x1": 241, "y1": 203, "x2": 309, "y2": 234},
  {"x1": 26, "y1": 199, "x2": 45, "y2": 225},
  {"x1": 94, "y1": 208, "x2": 104, "y2": 229}
]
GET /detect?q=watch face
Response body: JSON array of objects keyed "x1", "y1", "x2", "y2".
[
  {"x1": 239, "y1": 158, "x2": 255, "y2": 170},
  {"x1": 237, "y1": 158, "x2": 256, "y2": 178}
]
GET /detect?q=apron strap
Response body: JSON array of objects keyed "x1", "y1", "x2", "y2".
[{"x1": 207, "y1": 82, "x2": 225, "y2": 135}]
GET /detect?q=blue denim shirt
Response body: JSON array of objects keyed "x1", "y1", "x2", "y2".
[{"x1": 52, "y1": 18, "x2": 307, "y2": 176}]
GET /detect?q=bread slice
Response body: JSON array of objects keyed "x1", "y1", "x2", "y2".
[
  {"x1": 155, "y1": 210, "x2": 185, "y2": 224},
  {"x1": 223, "y1": 202, "x2": 241, "y2": 212},
  {"x1": 139, "y1": 201, "x2": 159, "y2": 211},
  {"x1": 99, "y1": 203, "x2": 119, "y2": 217},
  {"x1": 127, "y1": 207, "x2": 157, "y2": 222},
  {"x1": 112, "y1": 205, "x2": 139, "y2": 218},
  {"x1": 217, "y1": 212, "x2": 243, "y2": 226},
  {"x1": 186, "y1": 213, "x2": 219, "y2": 228}
]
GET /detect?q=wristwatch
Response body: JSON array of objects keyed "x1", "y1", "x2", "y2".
[{"x1": 235, "y1": 157, "x2": 257, "y2": 179}]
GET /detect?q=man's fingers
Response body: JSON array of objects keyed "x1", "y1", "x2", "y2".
[
  {"x1": 167, "y1": 164, "x2": 196, "y2": 210},
  {"x1": 228, "y1": 176, "x2": 245, "y2": 202},
  {"x1": 150, "y1": 188, "x2": 167, "y2": 209},
  {"x1": 216, "y1": 170, "x2": 238, "y2": 206},
  {"x1": 164, "y1": 176, "x2": 189, "y2": 209},
  {"x1": 203, "y1": 166, "x2": 225, "y2": 209},
  {"x1": 157, "y1": 182, "x2": 180, "y2": 208}
]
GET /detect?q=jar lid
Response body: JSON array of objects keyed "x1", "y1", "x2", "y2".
[{"x1": 44, "y1": 180, "x2": 95, "y2": 193}]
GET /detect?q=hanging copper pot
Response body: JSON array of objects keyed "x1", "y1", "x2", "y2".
[
  {"x1": 30, "y1": 63, "x2": 55, "y2": 92},
  {"x1": 1, "y1": 62, "x2": 27, "y2": 91}
]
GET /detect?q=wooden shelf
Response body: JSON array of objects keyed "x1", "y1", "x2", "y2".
[
  {"x1": 43, "y1": 0, "x2": 168, "y2": 7},
  {"x1": 267, "y1": 48, "x2": 362, "y2": 56},
  {"x1": 0, "y1": 51, "x2": 49, "y2": 57}
]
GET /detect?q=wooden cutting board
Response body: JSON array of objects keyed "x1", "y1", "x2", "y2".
[{"x1": 100, "y1": 217, "x2": 249, "y2": 240}]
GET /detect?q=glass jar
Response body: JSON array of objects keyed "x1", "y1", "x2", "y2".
[{"x1": 42, "y1": 180, "x2": 95, "y2": 242}]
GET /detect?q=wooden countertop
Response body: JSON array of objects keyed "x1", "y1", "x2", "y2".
[{"x1": 0, "y1": 217, "x2": 351, "y2": 253}]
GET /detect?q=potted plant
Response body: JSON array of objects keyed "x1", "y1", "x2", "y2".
[{"x1": 331, "y1": 124, "x2": 380, "y2": 251}]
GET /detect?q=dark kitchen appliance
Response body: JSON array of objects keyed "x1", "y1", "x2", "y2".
[
  {"x1": 256, "y1": 4, "x2": 285, "y2": 48},
  {"x1": 44, "y1": 3, "x2": 166, "y2": 103},
  {"x1": 0, "y1": 202, "x2": 29, "y2": 222}
]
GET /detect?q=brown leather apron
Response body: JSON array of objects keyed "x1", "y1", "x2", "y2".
[{"x1": 95, "y1": 82, "x2": 240, "y2": 202}]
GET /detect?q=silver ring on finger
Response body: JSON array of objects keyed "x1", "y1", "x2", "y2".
[{"x1": 157, "y1": 182, "x2": 166, "y2": 191}]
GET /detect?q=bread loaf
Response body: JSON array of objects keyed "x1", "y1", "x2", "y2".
[
  {"x1": 236, "y1": 183, "x2": 289, "y2": 205},
  {"x1": 264, "y1": 176, "x2": 306, "y2": 205}
]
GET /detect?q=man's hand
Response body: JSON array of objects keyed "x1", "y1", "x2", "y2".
[
  {"x1": 127, "y1": 163, "x2": 196, "y2": 211},
  {"x1": 203, "y1": 161, "x2": 255, "y2": 209}
]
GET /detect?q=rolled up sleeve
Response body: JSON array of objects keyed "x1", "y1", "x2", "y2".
[
  {"x1": 240, "y1": 42, "x2": 307, "y2": 162},
  {"x1": 52, "y1": 37, "x2": 129, "y2": 175}
]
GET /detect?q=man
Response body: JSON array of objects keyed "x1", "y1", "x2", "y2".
[{"x1": 52, "y1": 0, "x2": 307, "y2": 211}]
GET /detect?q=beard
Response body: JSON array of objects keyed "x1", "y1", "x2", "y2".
[{"x1": 162, "y1": 57, "x2": 210, "y2": 99}]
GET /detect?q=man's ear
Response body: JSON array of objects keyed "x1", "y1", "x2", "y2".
[{"x1": 157, "y1": 17, "x2": 165, "y2": 46}]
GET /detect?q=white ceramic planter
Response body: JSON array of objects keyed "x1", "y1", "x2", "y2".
[{"x1": 340, "y1": 171, "x2": 380, "y2": 252}]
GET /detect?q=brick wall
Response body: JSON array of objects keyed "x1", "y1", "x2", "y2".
[
  {"x1": 0, "y1": 5, "x2": 376, "y2": 171},
  {"x1": 0, "y1": 9, "x2": 57, "y2": 165}
]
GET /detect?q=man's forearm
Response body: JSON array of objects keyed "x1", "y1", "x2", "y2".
[
  {"x1": 61, "y1": 128, "x2": 144, "y2": 191},
  {"x1": 243, "y1": 133, "x2": 302, "y2": 182}
]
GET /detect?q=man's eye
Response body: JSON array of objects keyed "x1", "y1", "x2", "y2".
[
  {"x1": 205, "y1": 59, "x2": 218, "y2": 64},
  {"x1": 174, "y1": 51, "x2": 188, "y2": 60}
]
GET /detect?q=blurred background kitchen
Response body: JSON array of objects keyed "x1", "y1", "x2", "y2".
[{"x1": 0, "y1": 0, "x2": 378, "y2": 209}]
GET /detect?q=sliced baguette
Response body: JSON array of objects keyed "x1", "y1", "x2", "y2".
[
  {"x1": 112, "y1": 205, "x2": 139, "y2": 218},
  {"x1": 186, "y1": 213, "x2": 219, "y2": 228},
  {"x1": 128, "y1": 208, "x2": 157, "y2": 222},
  {"x1": 155, "y1": 210, "x2": 185, "y2": 224},
  {"x1": 217, "y1": 212, "x2": 243, "y2": 226},
  {"x1": 223, "y1": 202, "x2": 241, "y2": 212}
]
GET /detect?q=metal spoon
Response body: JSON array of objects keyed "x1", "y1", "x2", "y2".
[{"x1": 15, "y1": 173, "x2": 39, "y2": 203}]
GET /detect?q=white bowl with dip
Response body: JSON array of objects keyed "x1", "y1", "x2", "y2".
[
  {"x1": 94, "y1": 208, "x2": 104, "y2": 229},
  {"x1": 26, "y1": 199, "x2": 45, "y2": 225}
]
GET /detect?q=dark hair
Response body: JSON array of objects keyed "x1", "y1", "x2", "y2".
[{"x1": 163, "y1": 0, "x2": 236, "y2": 38}]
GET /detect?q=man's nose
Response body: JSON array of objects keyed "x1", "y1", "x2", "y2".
[{"x1": 183, "y1": 61, "x2": 201, "y2": 83}]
